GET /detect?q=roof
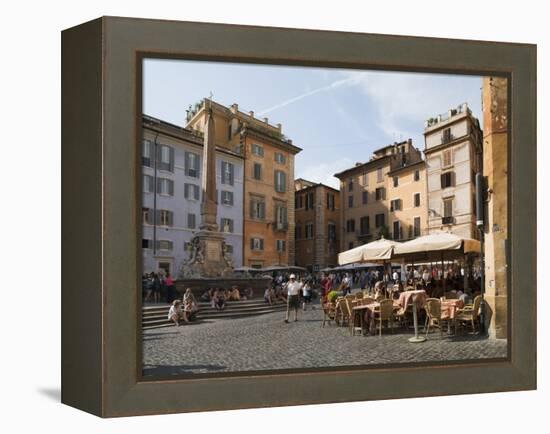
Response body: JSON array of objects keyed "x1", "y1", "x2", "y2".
[
  {"x1": 333, "y1": 154, "x2": 392, "y2": 179},
  {"x1": 295, "y1": 179, "x2": 339, "y2": 193},
  {"x1": 386, "y1": 159, "x2": 425, "y2": 176}
]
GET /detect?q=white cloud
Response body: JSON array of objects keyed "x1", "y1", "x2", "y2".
[{"x1": 296, "y1": 157, "x2": 355, "y2": 189}]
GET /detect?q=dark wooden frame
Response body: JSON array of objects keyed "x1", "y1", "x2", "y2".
[{"x1": 61, "y1": 16, "x2": 536, "y2": 417}]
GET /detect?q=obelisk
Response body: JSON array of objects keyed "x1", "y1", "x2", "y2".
[
  {"x1": 200, "y1": 101, "x2": 219, "y2": 231},
  {"x1": 179, "y1": 99, "x2": 232, "y2": 278}
]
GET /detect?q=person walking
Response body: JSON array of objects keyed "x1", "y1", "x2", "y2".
[
  {"x1": 284, "y1": 274, "x2": 302, "y2": 323},
  {"x1": 163, "y1": 273, "x2": 175, "y2": 303}
]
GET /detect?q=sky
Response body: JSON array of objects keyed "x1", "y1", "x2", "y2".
[{"x1": 143, "y1": 59, "x2": 483, "y2": 189}]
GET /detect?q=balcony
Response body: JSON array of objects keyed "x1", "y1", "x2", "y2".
[
  {"x1": 442, "y1": 216, "x2": 454, "y2": 225},
  {"x1": 273, "y1": 221, "x2": 289, "y2": 232}
]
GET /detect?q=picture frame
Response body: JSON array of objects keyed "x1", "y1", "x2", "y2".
[{"x1": 61, "y1": 16, "x2": 536, "y2": 417}]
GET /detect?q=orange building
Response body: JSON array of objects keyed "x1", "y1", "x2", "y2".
[
  {"x1": 294, "y1": 179, "x2": 340, "y2": 272},
  {"x1": 186, "y1": 99, "x2": 302, "y2": 268}
]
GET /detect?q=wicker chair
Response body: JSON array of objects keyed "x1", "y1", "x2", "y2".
[
  {"x1": 320, "y1": 300, "x2": 337, "y2": 327},
  {"x1": 424, "y1": 298, "x2": 447, "y2": 336},
  {"x1": 362, "y1": 296, "x2": 375, "y2": 306},
  {"x1": 374, "y1": 299, "x2": 394, "y2": 336},
  {"x1": 455, "y1": 295, "x2": 482, "y2": 334},
  {"x1": 355, "y1": 291, "x2": 364, "y2": 300},
  {"x1": 337, "y1": 297, "x2": 352, "y2": 328}
]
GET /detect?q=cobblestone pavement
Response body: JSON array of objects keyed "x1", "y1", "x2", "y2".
[{"x1": 143, "y1": 303, "x2": 508, "y2": 377}]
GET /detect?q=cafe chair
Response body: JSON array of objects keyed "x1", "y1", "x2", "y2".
[
  {"x1": 424, "y1": 298, "x2": 448, "y2": 336},
  {"x1": 374, "y1": 299, "x2": 394, "y2": 336},
  {"x1": 454, "y1": 295, "x2": 482, "y2": 334}
]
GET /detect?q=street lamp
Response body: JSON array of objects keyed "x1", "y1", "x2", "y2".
[{"x1": 475, "y1": 172, "x2": 487, "y2": 336}]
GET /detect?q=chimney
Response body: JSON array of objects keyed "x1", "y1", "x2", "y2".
[
  {"x1": 230, "y1": 103, "x2": 238, "y2": 114},
  {"x1": 287, "y1": 139, "x2": 293, "y2": 144},
  {"x1": 248, "y1": 111, "x2": 254, "y2": 118},
  {"x1": 276, "y1": 123, "x2": 282, "y2": 132},
  {"x1": 263, "y1": 117, "x2": 269, "y2": 123},
  {"x1": 407, "y1": 138, "x2": 412, "y2": 146},
  {"x1": 355, "y1": 162, "x2": 362, "y2": 167}
]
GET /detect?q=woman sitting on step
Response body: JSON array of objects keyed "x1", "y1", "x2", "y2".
[
  {"x1": 183, "y1": 288, "x2": 198, "y2": 321},
  {"x1": 168, "y1": 300, "x2": 189, "y2": 326}
]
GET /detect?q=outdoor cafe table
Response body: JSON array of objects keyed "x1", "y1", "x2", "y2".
[
  {"x1": 352, "y1": 301, "x2": 401, "y2": 336},
  {"x1": 398, "y1": 289, "x2": 428, "y2": 310},
  {"x1": 440, "y1": 299, "x2": 465, "y2": 333}
]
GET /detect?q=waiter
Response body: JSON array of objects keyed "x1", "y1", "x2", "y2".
[{"x1": 284, "y1": 274, "x2": 303, "y2": 323}]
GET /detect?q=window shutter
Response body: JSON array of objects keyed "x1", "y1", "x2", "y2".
[
  {"x1": 229, "y1": 163, "x2": 234, "y2": 185},
  {"x1": 169, "y1": 180, "x2": 174, "y2": 196},
  {"x1": 250, "y1": 238, "x2": 254, "y2": 250},
  {"x1": 155, "y1": 143, "x2": 162, "y2": 167},
  {"x1": 260, "y1": 239, "x2": 264, "y2": 250},
  {"x1": 249, "y1": 200, "x2": 255, "y2": 219},
  {"x1": 229, "y1": 219, "x2": 234, "y2": 233},
  {"x1": 169, "y1": 147, "x2": 174, "y2": 172},
  {"x1": 168, "y1": 211, "x2": 173, "y2": 226}
]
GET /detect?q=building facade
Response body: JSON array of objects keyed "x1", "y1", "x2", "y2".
[
  {"x1": 482, "y1": 77, "x2": 508, "y2": 339},
  {"x1": 294, "y1": 179, "x2": 340, "y2": 272},
  {"x1": 142, "y1": 115, "x2": 244, "y2": 276},
  {"x1": 334, "y1": 139, "x2": 427, "y2": 251},
  {"x1": 186, "y1": 100, "x2": 302, "y2": 268},
  {"x1": 423, "y1": 103, "x2": 483, "y2": 239}
]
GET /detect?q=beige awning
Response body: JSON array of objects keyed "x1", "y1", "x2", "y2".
[
  {"x1": 393, "y1": 232, "x2": 481, "y2": 256},
  {"x1": 338, "y1": 237, "x2": 401, "y2": 265}
]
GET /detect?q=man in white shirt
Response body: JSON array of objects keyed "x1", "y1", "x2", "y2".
[{"x1": 284, "y1": 274, "x2": 303, "y2": 323}]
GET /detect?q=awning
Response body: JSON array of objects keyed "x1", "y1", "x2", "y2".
[
  {"x1": 338, "y1": 237, "x2": 401, "y2": 265},
  {"x1": 393, "y1": 232, "x2": 481, "y2": 256}
]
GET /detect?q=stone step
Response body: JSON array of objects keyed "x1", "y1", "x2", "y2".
[
  {"x1": 142, "y1": 306, "x2": 288, "y2": 330},
  {"x1": 143, "y1": 304, "x2": 287, "y2": 322},
  {"x1": 143, "y1": 301, "x2": 286, "y2": 316}
]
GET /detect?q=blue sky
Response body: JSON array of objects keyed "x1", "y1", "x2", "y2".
[{"x1": 143, "y1": 59, "x2": 482, "y2": 188}]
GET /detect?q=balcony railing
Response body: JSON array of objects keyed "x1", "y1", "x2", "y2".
[
  {"x1": 273, "y1": 221, "x2": 289, "y2": 231},
  {"x1": 442, "y1": 216, "x2": 454, "y2": 225}
]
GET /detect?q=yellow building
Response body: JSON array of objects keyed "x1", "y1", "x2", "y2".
[
  {"x1": 482, "y1": 77, "x2": 508, "y2": 339},
  {"x1": 334, "y1": 139, "x2": 426, "y2": 251},
  {"x1": 294, "y1": 179, "x2": 340, "y2": 271},
  {"x1": 186, "y1": 100, "x2": 302, "y2": 268}
]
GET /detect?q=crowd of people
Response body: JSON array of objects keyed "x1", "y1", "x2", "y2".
[
  {"x1": 167, "y1": 287, "x2": 199, "y2": 326},
  {"x1": 200, "y1": 286, "x2": 254, "y2": 311},
  {"x1": 142, "y1": 272, "x2": 177, "y2": 304}
]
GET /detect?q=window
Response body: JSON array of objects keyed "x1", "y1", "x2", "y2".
[
  {"x1": 305, "y1": 192, "x2": 314, "y2": 210},
  {"x1": 393, "y1": 176, "x2": 399, "y2": 187},
  {"x1": 253, "y1": 162, "x2": 262, "y2": 180},
  {"x1": 377, "y1": 167, "x2": 383, "y2": 182},
  {"x1": 157, "y1": 240, "x2": 173, "y2": 251},
  {"x1": 348, "y1": 195, "x2": 353, "y2": 208},
  {"x1": 375, "y1": 187, "x2": 385, "y2": 201},
  {"x1": 375, "y1": 213, "x2": 385, "y2": 228},
  {"x1": 142, "y1": 207, "x2": 150, "y2": 224},
  {"x1": 158, "y1": 145, "x2": 174, "y2": 172},
  {"x1": 142, "y1": 239, "x2": 152, "y2": 249},
  {"x1": 348, "y1": 178, "x2": 353, "y2": 192},
  {"x1": 414, "y1": 193, "x2": 421, "y2": 207},
  {"x1": 276, "y1": 239, "x2": 286, "y2": 252},
  {"x1": 187, "y1": 213, "x2": 196, "y2": 229},
  {"x1": 328, "y1": 223, "x2": 336, "y2": 242},
  {"x1": 157, "y1": 178, "x2": 174, "y2": 196},
  {"x1": 274, "y1": 152, "x2": 285, "y2": 164},
  {"x1": 362, "y1": 191, "x2": 368, "y2": 205},
  {"x1": 221, "y1": 161, "x2": 234, "y2": 185},
  {"x1": 184, "y1": 183, "x2": 200, "y2": 200},
  {"x1": 251, "y1": 144, "x2": 264, "y2": 157},
  {"x1": 274, "y1": 204, "x2": 288, "y2": 229},
  {"x1": 158, "y1": 210, "x2": 173, "y2": 226},
  {"x1": 142, "y1": 139, "x2": 152, "y2": 167},
  {"x1": 221, "y1": 190, "x2": 234, "y2": 206},
  {"x1": 143, "y1": 175, "x2": 154, "y2": 193},
  {"x1": 225, "y1": 244, "x2": 234, "y2": 254},
  {"x1": 441, "y1": 172, "x2": 454, "y2": 189},
  {"x1": 327, "y1": 193, "x2": 335, "y2": 210},
  {"x1": 346, "y1": 219, "x2": 355, "y2": 233},
  {"x1": 295, "y1": 194, "x2": 303, "y2": 209},
  {"x1": 442, "y1": 128, "x2": 452, "y2": 144},
  {"x1": 220, "y1": 218, "x2": 234, "y2": 233},
  {"x1": 249, "y1": 197, "x2": 266, "y2": 220},
  {"x1": 250, "y1": 238, "x2": 264, "y2": 251},
  {"x1": 362, "y1": 173, "x2": 368, "y2": 186},
  {"x1": 414, "y1": 217, "x2": 421, "y2": 237},
  {"x1": 274, "y1": 170, "x2": 286, "y2": 192},
  {"x1": 295, "y1": 225, "x2": 302, "y2": 240},
  {"x1": 442, "y1": 149, "x2": 452, "y2": 167},
  {"x1": 393, "y1": 221, "x2": 402, "y2": 240},
  {"x1": 360, "y1": 216, "x2": 370, "y2": 235},
  {"x1": 305, "y1": 223, "x2": 314, "y2": 239},
  {"x1": 185, "y1": 151, "x2": 200, "y2": 177},
  {"x1": 390, "y1": 199, "x2": 401, "y2": 212},
  {"x1": 414, "y1": 169, "x2": 420, "y2": 181},
  {"x1": 443, "y1": 198, "x2": 453, "y2": 218}
]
